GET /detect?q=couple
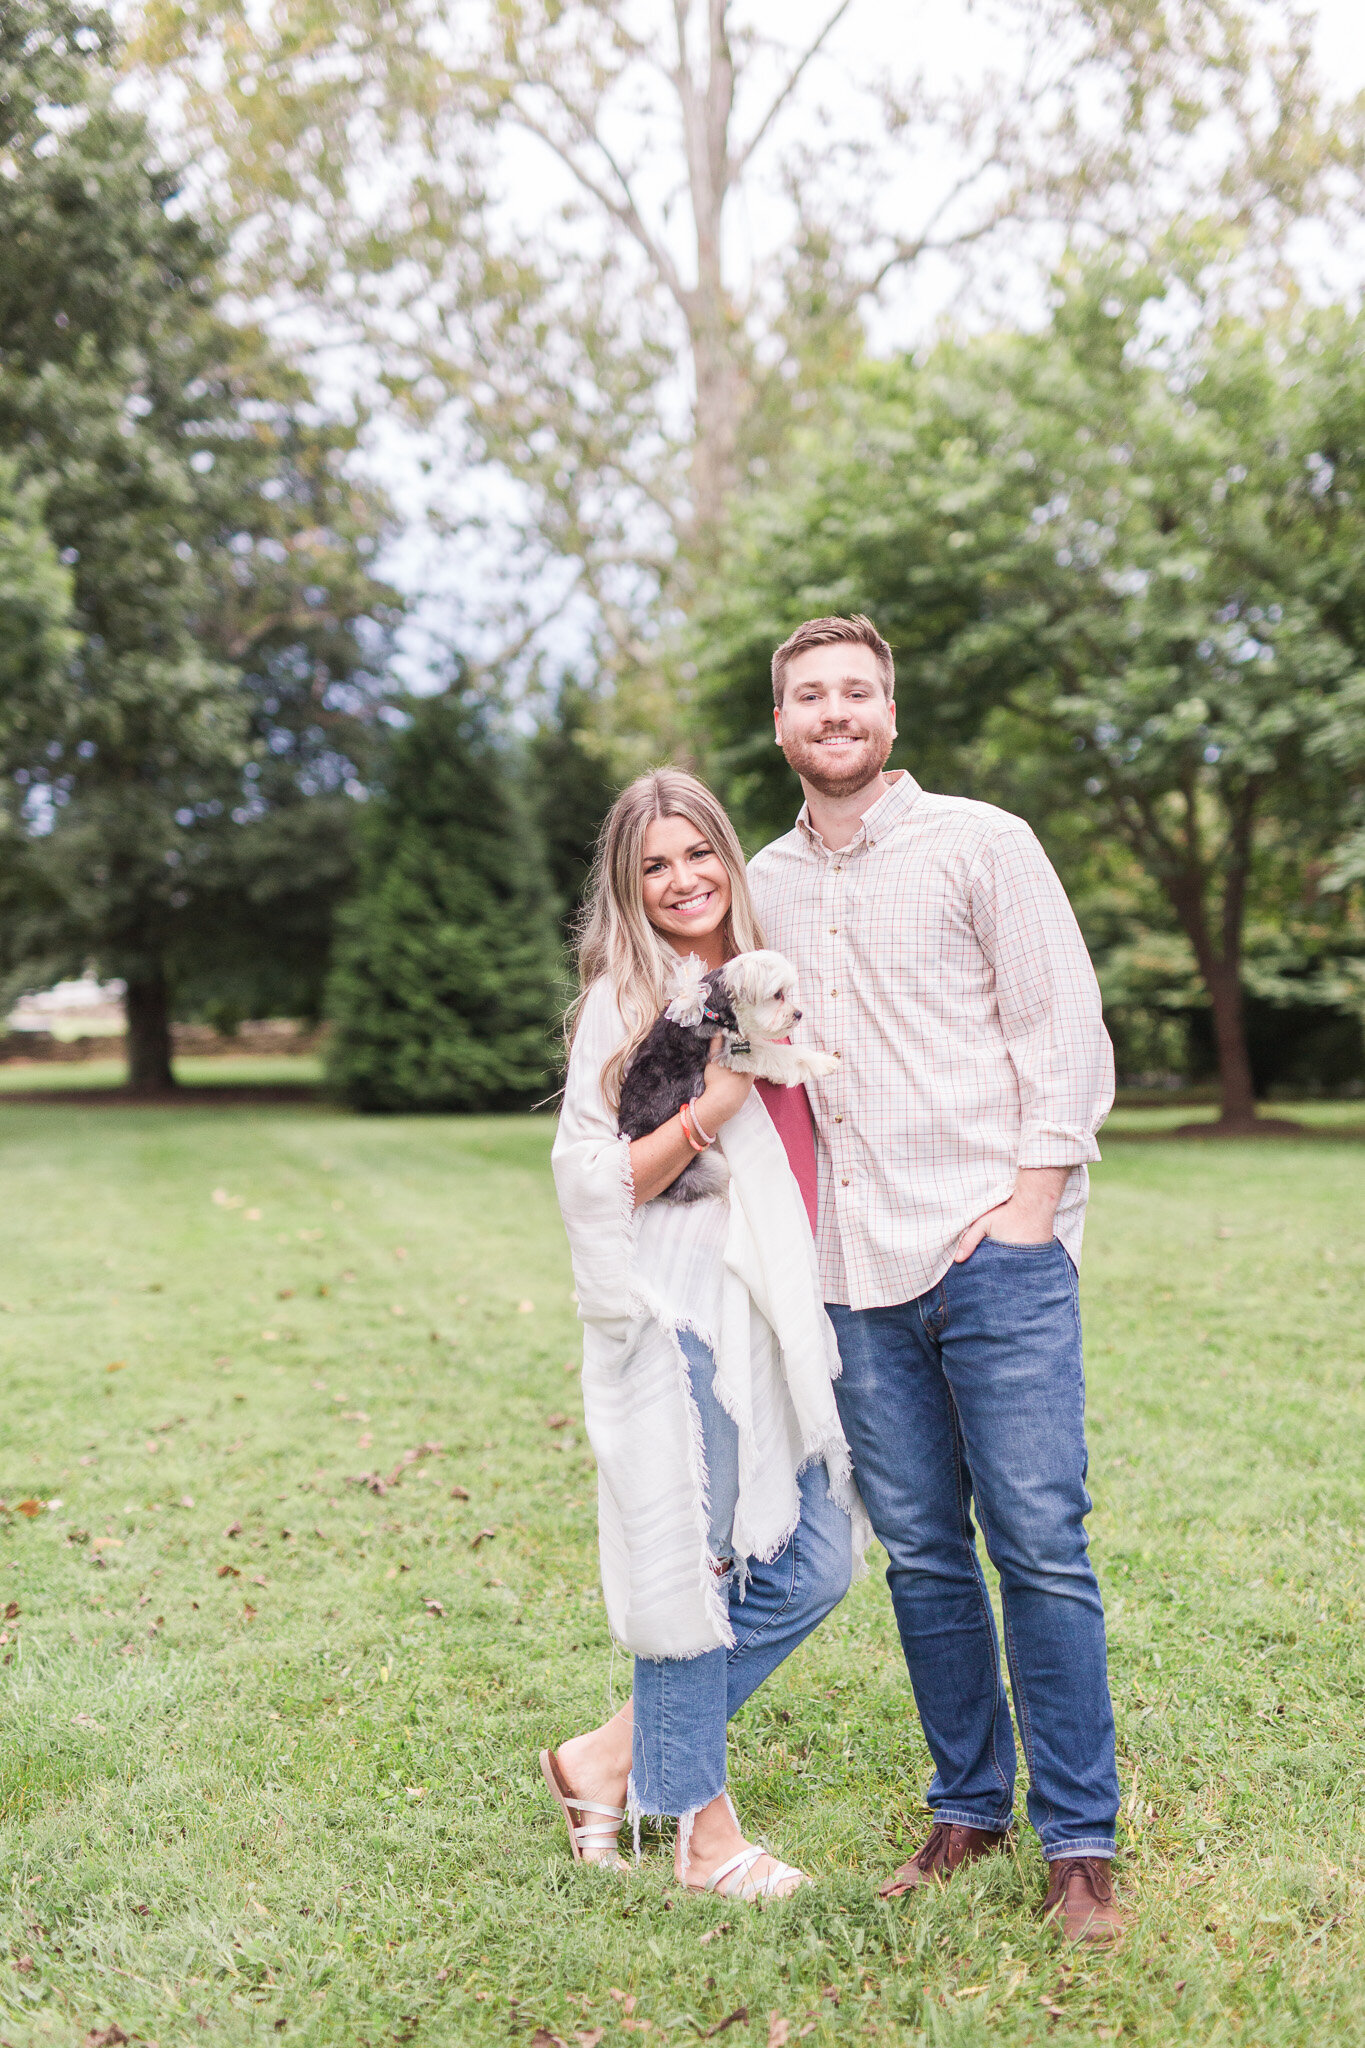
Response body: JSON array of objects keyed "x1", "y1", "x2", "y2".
[{"x1": 545, "y1": 614, "x2": 1124, "y2": 1942}]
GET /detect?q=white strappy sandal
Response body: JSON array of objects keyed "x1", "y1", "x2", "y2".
[
  {"x1": 540, "y1": 1747, "x2": 630, "y2": 1872},
  {"x1": 699, "y1": 1843, "x2": 811, "y2": 1903}
]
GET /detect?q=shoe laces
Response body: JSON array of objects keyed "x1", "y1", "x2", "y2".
[
  {"x1": 914, "y1": 1822, "x2": 955, "y2": 1872},
  {"x1": 1055, "y1": 1856, "x2": 1114, "y2": 1900}
]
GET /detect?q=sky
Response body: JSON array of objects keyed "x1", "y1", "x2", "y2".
[{"x1": 332, "y1": 0, "x2": 1365, "y2": 687}]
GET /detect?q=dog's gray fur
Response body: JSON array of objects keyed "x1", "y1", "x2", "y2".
[{"x1": 616, "y1": 950, "x2": 838, "y2": 1203}]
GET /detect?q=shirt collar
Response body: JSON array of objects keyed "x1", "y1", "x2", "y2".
[{"x1": 796, "y1": 769, "x2": 923, "y2": 855}]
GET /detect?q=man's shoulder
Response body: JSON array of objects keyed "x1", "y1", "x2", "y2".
[
  {"x1": 910, "y1": 791, "x2": 1034, "y2": 845},
  {"x1": 747, "y1": 827, "x2": 806, "y2": 885}
]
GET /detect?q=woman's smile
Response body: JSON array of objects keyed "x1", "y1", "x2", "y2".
[{"x1": 664, "y1": 887, "x2": 717, "y2": 917}]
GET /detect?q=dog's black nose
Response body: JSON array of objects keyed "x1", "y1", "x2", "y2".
[{"x1": 792, "y1": 1007, "x2": 802, "y2": 1021}]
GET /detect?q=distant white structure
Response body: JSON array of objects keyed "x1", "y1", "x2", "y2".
[{"x1": 7, "y1": 973, "x2": 126, "y2": 1039}]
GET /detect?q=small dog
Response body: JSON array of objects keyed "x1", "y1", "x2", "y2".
[{"x1": 617, "y1": 951, "x2": 839, "y2": 1202}]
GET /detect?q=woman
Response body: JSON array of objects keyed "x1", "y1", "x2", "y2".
[{"x1": 545, "y1": 769, "x2": 868, "y2": 1902}]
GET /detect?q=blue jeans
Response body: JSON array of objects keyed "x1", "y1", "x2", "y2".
[
  {"x1": 827, "y1": 1238, "x2": 1119, "y2": 1860},
  {"x1": 630, "y1": 1330, "x2": 853, "y2": 1822}
]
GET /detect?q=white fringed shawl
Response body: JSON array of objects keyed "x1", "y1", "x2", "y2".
[{"x1": 552, "y1": 977, "x2": 870, "y2": 1661}]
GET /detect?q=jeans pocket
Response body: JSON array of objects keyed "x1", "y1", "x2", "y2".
[{"x1": 975, "y1": 1235, "x2": 1062, "y2": 1256}]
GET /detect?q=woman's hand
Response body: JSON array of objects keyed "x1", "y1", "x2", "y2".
[{"x1": 693, "y1": 1056, "x2": 753, "y2": 1138}]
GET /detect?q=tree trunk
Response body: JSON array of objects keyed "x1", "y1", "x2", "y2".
[
  {"x1": 125, "y1": 968, "x2": 175, "y2": 1094},
  {"x1": 1204, "y1": 957, "x2": 1258, "y2": 1130}
]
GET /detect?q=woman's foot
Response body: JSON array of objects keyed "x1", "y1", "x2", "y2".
[
  {"x1": 545, "y1": 1704, "x2": 633, "y2": 1867},
  {"x1": 675, "y1": 1790, "x2": 808, "y2": 1900}
]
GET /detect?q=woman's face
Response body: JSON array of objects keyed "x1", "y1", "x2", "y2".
[{"x1": 640, "y1": 813, "x2": 733, "y2": 954}]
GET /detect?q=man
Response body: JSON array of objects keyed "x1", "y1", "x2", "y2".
[{"x1": 747, "y1": 614, "x2": 1124, "y2": 1944}]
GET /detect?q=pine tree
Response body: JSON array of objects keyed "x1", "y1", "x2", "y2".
[{"x1": 325, "y1": 689, "x2": 561, "y2": 1111}]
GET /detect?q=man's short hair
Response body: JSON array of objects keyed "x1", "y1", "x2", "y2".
[{"x1": 771, "y1": 614, "x2": 894, "y2": 706}]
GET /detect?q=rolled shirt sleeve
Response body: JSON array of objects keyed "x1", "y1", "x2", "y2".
[{"x1": 969, "y1": 827, "x2": 1115, "y2": 1169}]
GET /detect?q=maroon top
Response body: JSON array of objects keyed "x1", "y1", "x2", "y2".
[{"x1": 754, "y1": 1079, "x2": 819, "y2": 1237}]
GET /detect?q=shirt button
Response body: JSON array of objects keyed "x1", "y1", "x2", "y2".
[
  {"x1": 829, "y1": 926, "x2": 838, "y2": 934},
  {"x1": 830, "y1": 990, "x2": 838, "y2": 998},
  {"x1": 840, "y1": 1178, "x2": 849, "y2": 1187},
  {"x1": 834, "y1": 1115, "x2": 843, "y2": 1123}
]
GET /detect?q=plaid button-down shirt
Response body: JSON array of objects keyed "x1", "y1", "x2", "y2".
[{"x1": 748, "y1": 771, "x2": 1114, "y2": 1310}]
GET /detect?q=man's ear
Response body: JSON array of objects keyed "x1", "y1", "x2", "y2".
[{"x1": 773, "y1": 701, "x2": 783, "y2": 745}]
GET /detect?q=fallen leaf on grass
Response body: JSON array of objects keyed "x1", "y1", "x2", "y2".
[
  {"x1": 545, "y1": 1414, "x2": 569, "y2": 1430},
  {"x1": 450, "y1": 1485, "x2": 470, "y2": 1500},
  {"x1": 16, "y1": 1500, "x2": 44, "y2": 1518},
  {"x1": 529, "y1": 2032, "x2": 567, "y2": 2048},
  {"x1": 224, "y1": 1520, "x2": 242, "y2": 1538},
  {"x1": 13, "y1": 1955, "x2": 34, "y2": 1973},
  {"x1": 470, "y1": 1528, "x2": 497, "y2": 1551},
  {"x1": 72, "y1": 1714, "x2": 105, "y2": 1731},
  {"x1": 700, "y1": 2014, "x2": 748, "y2": 2039},
  {"x1": 517, "y1": 1300, "x2": 535, "y2": 1313},
  {"x1": 105, "y1": 1361, "x2": 127, "y2": 1374},
  {"x1": 768, "y1": 2018, "x2": 790, "y2": 2048},
  {"x1": 91, "y1": 1537, "x2": 122, "y2": 1552},
  {"x1": 84, "y1": 2027, "x2": 129, "y2": 2047},
  {"x1": 575, "y1": 2032, "x2": 604, "y2": 2048},
  {"x1": 4, "y1": 1601, "x2": 18, "y2": 1620},
  {"x1": 423, "y1": 1599, "x2": 445, "y2": 1617},
  {"x1": 699, "y1": 1923, "x2": 732, "y2": 1946},
  {"x1": 242, "y1": 1603, "x2": 258, "y2": 1622},
  {"x1": 252, "y1": 1575, "x2": 268, "y2": 1588},
  {"x1": 1040, "y1": 2002, "x2": 1067, "y2": 2021},
  {"x1": 218, "y1": 1565, "x2": 240, "y2": 1579}
]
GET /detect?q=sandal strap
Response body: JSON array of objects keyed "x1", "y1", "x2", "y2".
[
  {"x1": 706, "y1": 1844, "x2": 767, "y2": 1895},
  {"x1": 572, "y1": 1820, "x2": 625, "y2": 1844},
  {"x1": 564, "y1": 1798, "x2": 626, "y2": 1820}
]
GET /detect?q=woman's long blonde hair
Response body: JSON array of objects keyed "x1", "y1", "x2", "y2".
[{"x1": 568, "y1": 768, "x2": 766, "y2": 1108}]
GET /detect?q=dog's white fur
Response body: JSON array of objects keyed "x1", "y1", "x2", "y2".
[{"x1": 667, "y1": 949, "x2": 839, "y2": 1089}]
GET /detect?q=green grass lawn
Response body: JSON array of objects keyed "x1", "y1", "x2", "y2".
[
  {"x1": 0, "y1": 1108, "x2": 1362, "y2": 2047},
  {"x1": 0, "y1": 1056, "x2": 324, "y2": 1093}
]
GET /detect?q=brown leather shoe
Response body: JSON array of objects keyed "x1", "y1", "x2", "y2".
[
  {"x1": 879, "y1": 1821, "x2": 1013, "y2": 1898},
  {"x1": 1042, "y1": 1857, "x2": 1126, "y2": 1944}
]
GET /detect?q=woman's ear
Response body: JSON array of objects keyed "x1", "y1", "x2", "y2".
[{"x1": 664, "y1": 952, "x2": 709, "y2": 1028}]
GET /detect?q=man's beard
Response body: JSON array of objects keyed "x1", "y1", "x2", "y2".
[{"x1": 780, "y1": 723, "x2": 895, "y2": 800}]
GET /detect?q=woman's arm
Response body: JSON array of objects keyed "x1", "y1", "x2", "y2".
[{"x1": 629, "y1": 1059, "x2": 754, "y2": 1204}]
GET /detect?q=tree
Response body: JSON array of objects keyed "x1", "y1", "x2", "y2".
[
  {"x1": 526, "y1": 680, "x2": 619, "y2": 941},
  {"x1": 325, "y1": 688, "x2": 561, "y2": 1112},
  {"x1": 0, "y1": 4, "x2": 399, "y2": 1088},
  {"x1": 134, "y1": 0, "x2": 1356, "y2": 699},
  {"x1": 697, "y1": 263, "x2": 1365, "y2": 1129}
]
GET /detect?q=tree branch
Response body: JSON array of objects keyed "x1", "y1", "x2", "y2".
[{"x1": 733, "y1": 0, "x2": 855, "y2": 175}]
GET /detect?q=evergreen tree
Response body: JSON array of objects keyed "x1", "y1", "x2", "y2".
[
  {"x1": 526, "y1": 680, "x2": 617, "y2": 940},
  {"x1": 326, "y1": 688, "x2": 560, "y2": 1112}
]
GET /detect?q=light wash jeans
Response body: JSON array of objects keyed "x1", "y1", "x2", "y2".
[
  {"x1": 628, "y1": 1329, "x2": 853, "y2": 1827},
  {"x1": 827, "y1": 1236, "x2": 1120, "y2": 1860}
]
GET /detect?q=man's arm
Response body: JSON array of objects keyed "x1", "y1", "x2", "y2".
[{"x1": 955, "y1": 825, "x2": 1115, "y2": 1260}]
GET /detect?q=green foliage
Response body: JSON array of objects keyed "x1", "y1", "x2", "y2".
[
  {"x1": 0, "y1": 3, "x2": 399, "y2": 1077},
  {"x1": 526, "y1": 679, "x2": 618, "y2": 939},
  {"x1": 698, "y1": 261, "x2": 1365, "y2": 1112},
  {"x1": 1, "y1": 1104, "x2": 1364, "y2": 2042},
  {"x1": 326, "y1": 690, "x2": 561, "y2": 1112}
]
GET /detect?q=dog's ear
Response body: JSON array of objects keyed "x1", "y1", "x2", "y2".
[{"x1": 664, "y1": 952, "x2": 710, "y2": 1028}]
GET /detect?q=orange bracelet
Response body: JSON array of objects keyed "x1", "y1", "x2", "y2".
[{"x1": 679, "y1": 1100, "x2": 713, "y2": 1151}]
